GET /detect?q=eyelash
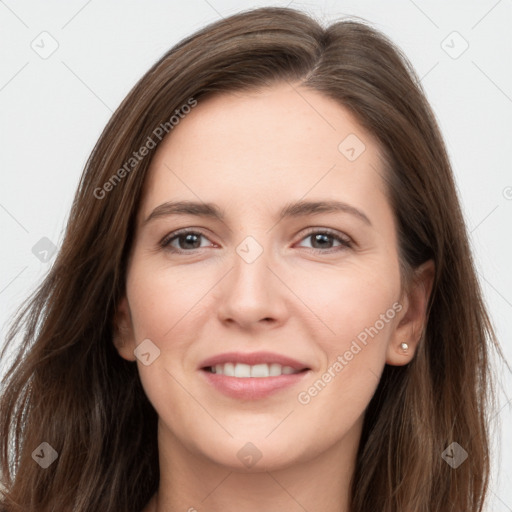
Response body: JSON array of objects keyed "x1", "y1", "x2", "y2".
[{"x1": 159, "y1": 227, "x2": 352, "y2": 254}]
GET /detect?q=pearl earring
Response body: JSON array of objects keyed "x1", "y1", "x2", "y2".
[{"x1": 400, "y1": 342, "x2": 409, "y2": 352}]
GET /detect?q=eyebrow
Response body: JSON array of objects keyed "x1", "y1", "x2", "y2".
[{"x1": 144, "y1": 199, "x2": 372, "y2": 226}]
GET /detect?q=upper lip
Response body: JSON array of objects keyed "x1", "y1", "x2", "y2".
[{"x1": 199, "y1": 351, "x2": 310, "y2": 371}]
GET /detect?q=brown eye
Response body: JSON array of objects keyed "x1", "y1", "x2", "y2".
[
  {"x1": 297, "y1": 229, "x2": 352, "y2": 252},
  {"x1": 161, "y1": 230, "x2": 212, "y2": 252}
]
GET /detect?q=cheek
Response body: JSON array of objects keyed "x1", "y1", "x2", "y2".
[
  {"x1": 125, "y1": 265, "x2": 202, "y2": 439},
  {"x1": 124, "y1": 263, "x2": 194, "y2": 398},
  {"x1": 296, "y1": 258, "x2": 401, "y2": 347},
  {"x1": 294, "y1": 261, "x2": 400, "y2": 406},
  {"x1": 125, "y1": 259, "x2": 208, "y2": 343}
]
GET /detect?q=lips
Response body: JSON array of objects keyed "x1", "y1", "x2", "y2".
[
  {"x1": 199, "y1": 351, "x2": 310, "y2": 372},
  {"x1": 199, "y1": 351, "x2": 311, "y2": 400}
]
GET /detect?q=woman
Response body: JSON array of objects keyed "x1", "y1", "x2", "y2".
[{"x1": 0, "y1": 6, "x2": 501, "y2": 511}]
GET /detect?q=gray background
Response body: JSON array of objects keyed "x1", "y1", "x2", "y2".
[{"x1": 0, "y1": 0, "x2": 511, "y2": 509}]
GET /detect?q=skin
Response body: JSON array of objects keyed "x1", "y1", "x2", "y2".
[{"x1": 114, "y1": 82, "x2": 434, "y2": 512}]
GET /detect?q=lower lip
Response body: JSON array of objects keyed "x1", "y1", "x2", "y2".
[{"x1": 200, "y1": 369, "x2": 310, "y2": 400}]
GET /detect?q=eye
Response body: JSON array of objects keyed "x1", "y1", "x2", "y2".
[
  {"x1": 160, "y1": 227, "x2": 352, "y2": 254},
  {"x1": 160, "y1": 229, "x2": 214, "y2": 252},
  {"x1": 296, "y1": 228, "x2": 352, "y2": 252}
]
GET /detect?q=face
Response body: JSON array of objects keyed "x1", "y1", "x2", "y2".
[{"x1": 115, "y1": 82, "x2": 431, "y2": 471}]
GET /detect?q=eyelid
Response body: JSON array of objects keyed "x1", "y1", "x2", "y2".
[
  {"x1": 159, "y1": 227, "x2": 215, "y2": 250},
  {"x1": 296, "y1": 226, "x2": 352, "y2": 245},
  {"x1": 159, "y1": 226, "x2": 353, "y2": 252}
]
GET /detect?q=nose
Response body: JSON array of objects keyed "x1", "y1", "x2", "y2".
[{"x1": 216, "y1": 240, "x2": 288, "y2": 331}]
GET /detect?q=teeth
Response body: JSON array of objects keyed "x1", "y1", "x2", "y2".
[
  {"x1": 251, "y1": 364, "x2": 269, "y2": 377},
  {"x1": 235, "y1": 363, "x2": 251, "y2": 378},
  {"x1": 209, "y1": 362, "x2": 301, "y2": 377},
  {"x1": 224, "y1": 362, "x2": 235, "y2": 376},
  {"x1": 269, "y1": 363, "x2": 282, "y2": 376}
]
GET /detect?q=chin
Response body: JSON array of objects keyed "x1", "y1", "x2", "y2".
[{"x1": 184, "y1": 427, "x2": 323, "y2": 473}]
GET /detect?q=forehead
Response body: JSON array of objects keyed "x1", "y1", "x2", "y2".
[{"x1": 139, "y1": 82, "x2": 390, "y2": 223}]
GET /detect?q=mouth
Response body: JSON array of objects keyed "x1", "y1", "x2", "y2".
[
  {"x1": 202, "y1": 362, "x2": 309, "y2": 378},
  {"x1": 198, "y1": 352, "x2": 311, "y2": 399}
]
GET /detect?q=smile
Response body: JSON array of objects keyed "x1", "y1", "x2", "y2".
[{"x1": 206, "y1": 362, "x2": 304, "y2": 377}]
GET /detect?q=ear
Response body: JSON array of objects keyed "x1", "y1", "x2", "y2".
[
  {"x1": 386, "y1": 259, "x2": 435, "y2": 365},
  {"x1": 112, "y1": 296, "x2": 137, "y2": 362}
]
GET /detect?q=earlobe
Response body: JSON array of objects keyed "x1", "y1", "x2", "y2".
[
  {"x1": 386, "y1": 337, "x2": 415, "y2": 366},
  {"x1": 386, "y1": 259, "x2": 435, "y2": 366},
  {"x1": 113, "y1": 296, "x2": 137, "y2": 361}
]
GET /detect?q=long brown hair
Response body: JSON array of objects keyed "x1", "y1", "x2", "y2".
[{"x1": 0, "y1": 6, "x2": 500, "y2": 511}]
